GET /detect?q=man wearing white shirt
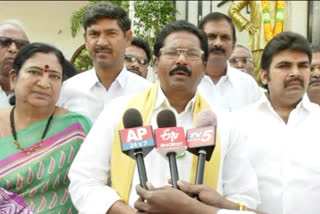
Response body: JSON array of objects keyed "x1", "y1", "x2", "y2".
[
  {"x1": 197, "y1": 12, "x2": 261, "y2": 111},
  {"x1": 234, "y1": 32, "x2": 320, "y2": 214},
  {"x1": 58, "y1": 3, "x2": 151, "y2": 122},
  {"x1": 133, "y1": 32, "x2": 320, "y2": 214},
  {"x1": 69, "y1": 20, "x2": 260, "y2": 214},
  {"x1": 0, "y1": 20, "x2": 29, "y2": 108}
]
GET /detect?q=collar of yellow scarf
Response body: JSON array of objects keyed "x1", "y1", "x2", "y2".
[{"x1": 111, "y1": 82, "x2": 221, "y2": 203}]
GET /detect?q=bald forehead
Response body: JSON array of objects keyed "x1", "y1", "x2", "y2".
[
  {"x1": 233, "y1": 46, "x2": 252, "y2": 58},
  {"x1": 0, "y1": 24, "x2": 28, "y2": 41}
]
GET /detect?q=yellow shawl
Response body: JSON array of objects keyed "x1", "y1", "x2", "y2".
[{"x1": 111, "y1": 82, "x2": 221, "y2": 203}]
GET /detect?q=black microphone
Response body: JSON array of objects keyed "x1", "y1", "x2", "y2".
[
  {"x1": 186, "y1": 109, "x2": 217, "y2": 185},
  {"x1": 154, "y1": 109, "x2": 187, "y2": 189},
  {"x1": 119, "y1": 108, "x2": 155, "y2": 189}
]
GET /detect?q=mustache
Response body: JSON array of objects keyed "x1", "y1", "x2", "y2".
[
  {"x1": 94, "y1": 46, "x2": 112, "y2": 53},
  {"x1": 284, "y1": 76, "x2": 304, "y2": 88},
  {"x1": 309, "y1": 76, "x2": 320, "y2": 85},
  {"x1": 169, "y1": 66, "x2": 192, "y2": 76},
  {"x1": 127, "y1": 68, "x2": 142, "y2": 76},
  {"x1": 209, "y1": 46, "x2": 225, "y2": 54}
]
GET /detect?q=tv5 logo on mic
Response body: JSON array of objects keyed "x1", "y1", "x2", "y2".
[
  {"x1": 119, "y1": 126, "x2": 154, "y2": 151},
  {"x1": 186, "y1": 127, "x2": 216, "y2": 148}
]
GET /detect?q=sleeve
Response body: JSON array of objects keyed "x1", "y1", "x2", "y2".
[
  {"x1": 227, "y1": 1, "x2": 250, "y2": 32},
  {"x1": 219, "y1": 113, "x2": 260, "y2": 209},
  {"x1": 68, "y1": 100, "x2": 127, "y2": 214}
]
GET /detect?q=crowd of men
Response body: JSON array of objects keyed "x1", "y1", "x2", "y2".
[{"x1": 0, "y1": 2, "x2": 320, "y2": 214}]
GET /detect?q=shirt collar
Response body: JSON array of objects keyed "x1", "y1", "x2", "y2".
[
  {"x1": 86, "y1": 66, "x2": 129, "y2": 89},
  {"x1": 154, "y1": 84, "x2": 196, "y2": 114},
  {"x1": 256, "y1": 92, "x2": 318, "y2": 113}
]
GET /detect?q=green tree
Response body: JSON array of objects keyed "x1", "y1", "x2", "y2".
[
  {"x1": 133, "y1": 1, "x2": 177, "y2": 50},
  {"x1": 70, "y1": 0, "x2": 177, "y2": 71}
]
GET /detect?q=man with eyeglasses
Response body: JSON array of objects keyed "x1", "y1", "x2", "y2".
[
  {"x1": 307, "y1": 46, "x2": 320, "y2": 105},
  {"x1": 0, "y1": 20, "x2": 29, "y2": 108},
  {"x1": 135, "y1": 32, "x2": 320, "y2": 214},
  {"x1": 125, "y1": 37, "x2": 151, "y2": 79},
  {"x1": 229, "y1": 44, "x2": 254, "y2": 76},
  {"x1": 69, "y1": 20, "x2": 259, "y2": 214},
  {"x1": 197, "y1": 12, "x2": 261, "y2": 112}
]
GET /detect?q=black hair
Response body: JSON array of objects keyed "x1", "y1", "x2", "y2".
[
  {"x1": 154, "y1": 20, "x2": 208, "y2": 62},
  {"x1": 131, "y1": 37, "x2": 152, "y2": 63},
  {"x1": 83, "y1": 2, "x2": 131, "y2": 34},
  {"x1": 13, "y1": 42, "x2": 66, "y2": 78},
  {"x1": 260, "y1": 31, "x2": 312, "y2": 89},
  {"x1": 63, "y1": 60, "x2": 78, "y2": 80},
  {"x1": 199, "y1": 12, "x2": 237, "y2": 44}
]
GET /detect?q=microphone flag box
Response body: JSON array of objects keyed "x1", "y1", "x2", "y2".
[
  {"x1": 154, "y1": 127, "x2": 187, "y2": 157},
  {"x1": 119, "y1": 125, "x2": 155, "y2": 153},
  {"x1": 186, "y1": 126, "x2": 216, "y2": 161}
]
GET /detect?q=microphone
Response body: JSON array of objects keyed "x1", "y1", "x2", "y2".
[
  {"x1": 186, "y1": 109, "x2": 217, "y2": 185},
  {"x1": 119, "y1": 108, "x2": 155, "y2": 189},
  {"x1": 154, "y1": 109, "x2": 187, "y2": 189}
]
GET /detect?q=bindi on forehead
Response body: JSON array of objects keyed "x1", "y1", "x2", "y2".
[{"x1": 44, "y1": 65, "x2": 49, "y2": 72}]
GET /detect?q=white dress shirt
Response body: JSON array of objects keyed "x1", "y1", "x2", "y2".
[
  {"x1": 0, "y1": 86, "x2": 9, "y2": 109},
  {"x1": 68, "y1": 85, "x2": 260, "y2": 214},
  {"x1": 231, "y1": 94, "x2": 320, "y2": 214},
  {"x1": 58, "y1": 67, "x2": 152, "y2": 123},
  {"x1": 198, "y1": 63, "x2": 262, "y2": 112}
]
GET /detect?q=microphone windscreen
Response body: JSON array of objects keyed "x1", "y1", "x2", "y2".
[
  {"x1": 156, "y1": 109, "x2": 176, "y2": 128},
  {"x1": 195, "y1": 110, "x2": 217, "y2": 128},
  {"x1": 123, "y1": 108, "x2": 143, "y2": 128}
]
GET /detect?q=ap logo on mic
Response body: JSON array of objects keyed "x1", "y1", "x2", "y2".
[{"x1": 119, "y1": 126, "x2": 154, "y2": 151}]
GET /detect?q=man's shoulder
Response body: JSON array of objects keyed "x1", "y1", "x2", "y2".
[
  {"x1": 228, "y1": 67, "x2": 257, "y2": 84},
  {"x1": 63, "y1": 69, "x2": 95, "y2": 87},
  {"x1": 125, "y1": 71, "x2": 153, "y2": 87}
]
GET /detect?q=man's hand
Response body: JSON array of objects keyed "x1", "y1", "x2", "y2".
[
  {"x1": 244, "y1": 23, "x2": 258, "y2": 34},
  {"x1": 134, "y1": 182, "x2": 219, "y2": 214},
  {"x1": 107, "y1": 200, "x2": 135, "y2": 214},
  {"x1": 177, "y1": 181, "x2": 227, "y2": 208}
]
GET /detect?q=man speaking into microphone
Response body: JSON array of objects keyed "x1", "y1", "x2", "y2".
[{"x1": 68, "y1": 20, "x2": 259, "y2": 214}]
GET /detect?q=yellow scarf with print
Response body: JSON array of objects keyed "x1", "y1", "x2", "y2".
[{"x1": 111, "y1": 82, "x2": 221, "y2": 203}]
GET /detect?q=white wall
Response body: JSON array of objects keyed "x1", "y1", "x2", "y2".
[{"x1": 0, "y1": 1, "x2": 89, "y2": 60}]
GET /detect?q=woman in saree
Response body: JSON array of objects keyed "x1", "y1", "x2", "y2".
[{"x1": 0, "y1": 42, "x2": 91, "y2": 213}]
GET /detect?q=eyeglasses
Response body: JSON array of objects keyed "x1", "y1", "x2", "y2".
[
  {"x1": 229, "y1": 57, "x2": 253, "y2": 65},
  {"x1": 311, "y1": 65, "x2": 320, "y2": 72},
  {"x1": 0, "y1": 36, "x2": 29, "y2": 50},
  {"x1": 125, "y1": 55, "x2": 148, "y2": 66},
  {"x1": 159, "y1": 47, "x2": 204, "y2": 60}
]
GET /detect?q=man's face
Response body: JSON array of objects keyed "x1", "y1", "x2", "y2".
[
  {"x1": 261, "y1": 49, "x2": 310, "y2": 105},
  {"x1": 307, "y1": 51, "x2": 320, "y2": 104},
  {"x1": 203, "y1": 19, "x2": 234, "y2": 64},
  {"x1": 0, "y1": 25, "x2": 29, "y2": 77},
  {"x1": 154, "y1": 31, "x2": 205, "y2": 97},
  {"x1": 229, "y1": 47, "x2": 254, "y2": 75},
  {"x1": 84, "y1": 18, "x2": 132, "y2": 69},
  {"x1": 125, "y1": 45, "x2": 148, "y2": 78}
]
